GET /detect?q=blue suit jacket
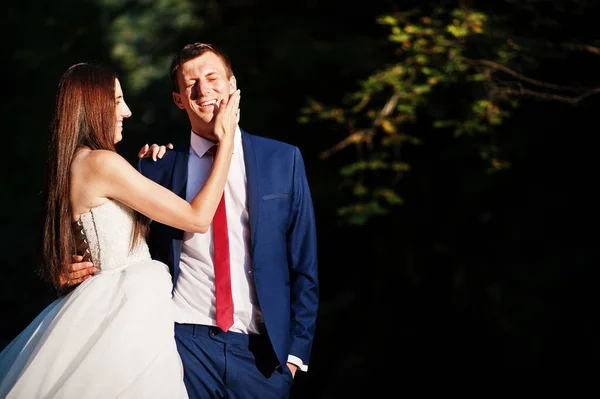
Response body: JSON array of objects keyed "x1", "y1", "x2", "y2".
[{"x1": 137, "y1": 129, "x2": 318, "y2": 369}]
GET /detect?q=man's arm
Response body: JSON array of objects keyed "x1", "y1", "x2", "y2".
[{"x1": 286, "y1": 147, "x2": 319, "y2": 373}]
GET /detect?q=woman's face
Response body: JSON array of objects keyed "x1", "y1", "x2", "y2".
[{"x1": 114, "y1": 78, "x2": 132, "y2": 144}]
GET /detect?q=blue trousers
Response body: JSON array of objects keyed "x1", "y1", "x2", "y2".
[{"x1": 174, "y1": 323, "x2": 293, "y2": 399}]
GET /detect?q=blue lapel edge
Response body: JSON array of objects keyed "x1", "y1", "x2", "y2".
[
  {"x1": 170, "y1": 142, "x2": 190, "y2": 288},
  {"x1": 241, "y1": 130, "x2": 259, "y2": 257}
]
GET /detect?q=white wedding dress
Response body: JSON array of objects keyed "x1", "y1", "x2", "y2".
[{"x1": 0, "y1": 200, "x2": 189, "y2": 399}]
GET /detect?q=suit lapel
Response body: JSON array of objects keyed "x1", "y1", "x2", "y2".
[
  {"x1": 170, "y1": 143, "x2": 189, "y2": 286},
  {"x1": 242, "y1": 130, "x2": 259, "y2": 258},
  {"x1": 171, "y1": 143, "x2": 190, "y2": 199}
]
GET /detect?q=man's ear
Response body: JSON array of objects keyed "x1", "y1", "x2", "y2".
[
  {"x1": 229, "y1": 75, "x2": 237, "y2": 92},
  {"x1": 172, "y1": 92, "x2": 185, "y2": 110}
]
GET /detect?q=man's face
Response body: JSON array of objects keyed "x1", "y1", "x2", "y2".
[{"x1": 173, "y1": 51, "x2": 236, "y2": 139}]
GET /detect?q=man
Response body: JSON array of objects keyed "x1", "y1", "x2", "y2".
[{"x1": 66, "y1": 42, "x2": 319, "y2": 398}]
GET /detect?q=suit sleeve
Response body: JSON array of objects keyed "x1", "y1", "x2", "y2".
[
  {"x1": 287, "y1": 147, "x2": 319, "y2": 369},
  {"x1": 136, "y1": 158, "x2": 144, "y2": 174}
]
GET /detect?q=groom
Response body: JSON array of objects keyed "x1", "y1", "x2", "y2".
[{"x1": 136, "y1": 42, "x2": 318, "y2": 398}]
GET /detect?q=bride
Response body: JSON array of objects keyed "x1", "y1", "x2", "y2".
[{"x1": 0, "y1": 62, "x2": 240, "y2": 398}]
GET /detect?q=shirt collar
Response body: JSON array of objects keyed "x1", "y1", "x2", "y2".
[{"x1": 189, "y1": 125, "x2": 241, "y2": 158}]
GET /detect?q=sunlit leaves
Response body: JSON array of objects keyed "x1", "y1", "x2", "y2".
[
  {"x1": 447, "y1": 9, "x2": 487, "y2": 37},
  {"x1": 337, "y1": 201, "x2": 389, "y2": 226},
  {"x1": 300, "y1": 5, "x2": 525, "y2": 225},
  {"x1": 340, "y1": 159, "x2": 390, "y2": 177}
]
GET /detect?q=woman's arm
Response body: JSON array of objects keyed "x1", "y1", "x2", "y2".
[{"x1": 75, "y1": 89, "x2": 240, "y2": 233}]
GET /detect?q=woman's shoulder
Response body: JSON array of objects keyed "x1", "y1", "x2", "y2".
[
  {"x1": 77, "y1": 149, "x2": 127, "y2": 171},
  {"x1": 70, "y1": 149, "x2": 133, "y2": 189}
]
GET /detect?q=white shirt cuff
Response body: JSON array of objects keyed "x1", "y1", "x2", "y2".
[{"x1": 287, "y1": 355, "x2": 308, "y2": 372}]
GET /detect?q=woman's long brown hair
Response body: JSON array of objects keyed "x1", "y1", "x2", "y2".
[{"x1": 39, "y1": 63, "x2": 148, "y2": 289}]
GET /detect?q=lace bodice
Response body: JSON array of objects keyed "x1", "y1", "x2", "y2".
[{"x1": 72, "y1": 200, "x2": 151, "y2": 272}]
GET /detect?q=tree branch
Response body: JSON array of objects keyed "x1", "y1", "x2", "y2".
[
  {"x1": 319, "y1": 130, "x2": 366, "y2": 160},
  {"x1": 463, "y1": 58, "x2": 582, "y2": 92},
  {"x1": 561, "y1": 43, "x2": 600, "y2": 56},
  {"x1": 501, "y1": 87, "x2": 600, "y2": 104},
  {"x1": 320, "y1": 92, "x2": 400, "y2": 160}
]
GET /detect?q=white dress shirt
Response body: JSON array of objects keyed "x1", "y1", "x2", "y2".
[{"x1": 172, "y1": 127, "x2": 264, "y2": 334}]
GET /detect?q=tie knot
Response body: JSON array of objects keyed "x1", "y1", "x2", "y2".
[{"x1": 207, "y1": 145, "x2": 218, "y2": 156}]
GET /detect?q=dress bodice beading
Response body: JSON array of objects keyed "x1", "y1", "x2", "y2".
[{"x1": 73, "y1": 200, "x2": 151, "y2": 272}]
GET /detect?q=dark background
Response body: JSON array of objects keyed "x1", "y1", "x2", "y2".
[{"x1": 1, "y1": 0, "x2": 595, "y2": 395}]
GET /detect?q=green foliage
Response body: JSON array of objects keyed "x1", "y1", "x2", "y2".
[
  {"x1": 98, "y1": 0, "x2": 204, "y2": 93},
  {"x1": 299, "y1": 5, "x2": 557, "y2": 225}
]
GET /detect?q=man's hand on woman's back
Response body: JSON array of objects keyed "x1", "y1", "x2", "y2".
[{"x1": 138, "y1": 143, "x2": 174, "y2": 161}]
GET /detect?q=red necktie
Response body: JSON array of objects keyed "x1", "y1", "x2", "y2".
[{"x1": 209, "y1": 145, "x2": 234, "y2": 331}]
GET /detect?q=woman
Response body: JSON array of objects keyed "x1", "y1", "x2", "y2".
[{"x1": 0, "y1": 63, "x2": 240, "y2": 398}]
